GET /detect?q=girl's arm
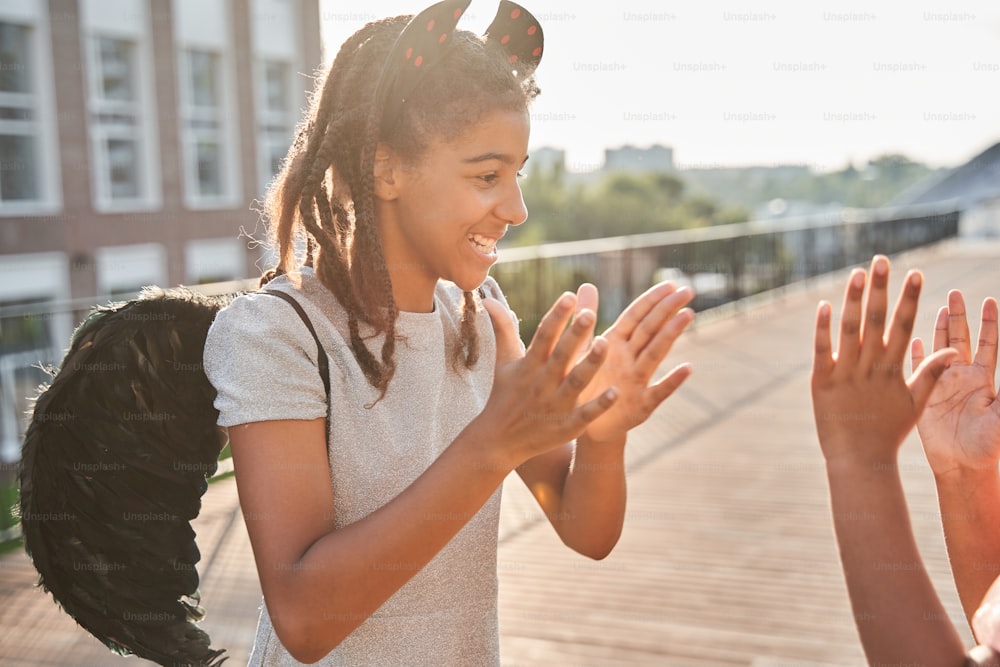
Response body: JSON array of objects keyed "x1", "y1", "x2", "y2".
[
  {"x1": 811, "y1": 256, "x2": 967, "y2": 663},
  {"x1": 233, "y1": 292, "x2": 617, "y2": 663},
  {"x1": 910, "y1": 292, "x2": 1000, "y2": 623},
  {"x1": 511, "y1": 282, "x2": 694, "y2": 559}
]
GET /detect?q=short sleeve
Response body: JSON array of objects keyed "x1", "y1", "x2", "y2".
[{"x1": 203, "y1": 292, "x2": 326, "y2": 427}]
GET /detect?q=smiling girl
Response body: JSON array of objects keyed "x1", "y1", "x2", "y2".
[{"x1": 203, "y1": 2, "x2": 694, "y2": 664}]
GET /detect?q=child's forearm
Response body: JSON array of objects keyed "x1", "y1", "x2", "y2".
[
  {"x1": 549, "y1": 433, "x2": 628, "y2": 559},
  {"x1": 825, "y1": 456, "x2": 967, "y2": 665},
  {"x1": 935, "y1": 467, "x2": 1000, "y2": 625}
]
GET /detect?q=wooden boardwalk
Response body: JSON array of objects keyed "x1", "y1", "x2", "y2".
[{"x1": 2, "y1": 239, "x2": 998, "y2": 666}]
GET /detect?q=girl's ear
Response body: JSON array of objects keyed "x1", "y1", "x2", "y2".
[{"x1": 372, "y1": 143, "x2": 400, "y2": 201}]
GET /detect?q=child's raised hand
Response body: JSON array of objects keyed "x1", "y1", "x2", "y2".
[
  {"x1": 910, "y1": 291, "x2": 1000, "y2": 476},
  {"x1": 480, "y1": 293, "x2": 619, "y2": 467},
  {"x1": 811, "y1": 256, "x2": 957, "y2": 466},
  {"x1": 572, "y1": 281, "x2": 694, "y2": 445}
]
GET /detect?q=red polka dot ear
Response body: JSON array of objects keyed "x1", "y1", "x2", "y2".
[
  {"x1": 485, "y1": 1, "x2": 544, "y2": 78},
  {"x1": 374, "y1": 0, "x2": 471, "y2": 132},
  {"x1": 375, "y1": 0, "x2": 544, "y2": 135}
]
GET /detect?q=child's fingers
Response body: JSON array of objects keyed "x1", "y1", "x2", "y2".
[
  {"x1": 884, "y1": 271, "x2": 923, "y2": 365},
  {"x1": 572, "y1": 283, "x2": 599, "y2": 362},
  {"x1": 572, "y1": 386, "x2": 620, "y2": 429},
  {"x1": 835, "y1": 269, "x2": 866, "y2": 368},
  {"x1": 546, "y1": 308, "x2": 597, "y2": 382},
  {"x1": 574, "y1": 283, "x2": 599, "y2": 319},
  {"x1": 605, "y1": 281, "x2": 679, "y2": 342},
  {"x1": 635, "y1": 307, "x2": 694, "y2": 375},
  {"x1": 859, "y1": 256, "x2": 890, "y2": 367},
  {"x1": 974, "y1": 297, "x2": 999, "y2": 377},
  {"x1": 932, "y1": 306, "x2": 949, "y2": 353},
  {"x1": 813, "y1": 301, "x2": 834, "y2": 377},
  {"x1": 525, "y1": 292, "x2": 576, "y2": 365},
  {"x1": 646, "y1": 363, "x2": 693, "y2": 408},
  {"x1": 483, "y1": 298, "x2": 524, "y2": 366},
  {"x1": 948, "y1": 289, "x2": 973, "y2": 362},
  {"x1": 909, "y1": 348, "x2": 960, "y2": 416},
  {"x1": 630, "y1": 288, "x2": 694, "y2": 356},
  {"x1": 555, "y1": 335, "x2": 608, "y2": 401},
  {"x1": 910, "y1": 338, "x2": 926, "y2": 375}
]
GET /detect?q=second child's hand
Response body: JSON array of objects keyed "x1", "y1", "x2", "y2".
[
  {"x1": 572, "y1": 281, "x2": 694, "y2": 445},
  {"x1": 911, "y1": 290, "x2": 1000, "y2": 626},
  {"x1": 911, "y1": 291, "x2": 1000, "y2": 476}
]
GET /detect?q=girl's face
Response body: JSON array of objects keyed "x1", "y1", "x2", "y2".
[{"x1": 377, "y1": 108, "x2": 530, "y2": 312}]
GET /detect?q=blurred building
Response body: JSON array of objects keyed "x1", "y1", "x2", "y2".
[
  {"x1": 0, "y1": 0, "x2": 321, "y2": 461},
  {"x1": 527, "y1": 146, "x2": 565, "y2": 176},
  {"x1": 892, "y1": 141, "x2": 1000, "y2": 238},
  {"x1": 603, "y1": 144, "x2": 674, "y2": 172}
]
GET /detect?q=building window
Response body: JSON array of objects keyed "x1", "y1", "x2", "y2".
[
  {"x1": 95, "y1": 243, "x2": 166, "y2": 300},
  {"x1": 0, "y1": 297, "x2": 53, "y2": 462},
  {"x1": 88, "y1": 36, "x2": 146, "y2": 205},
  {"x1": 96, "y1": 36, "x2": 134, "y2": 100},
  {"x1": 182, "y1": 48, "x2": 234, "y2": 204},
  {"x1": 257, "y1": 59, "x2": 294, "y2": 196},
  {"x1": 0, "y1": 251, "x2": 71, "y2": 463},
  {"x1": 185, "y1": 237, "x2": 244, "y2": 284},
  {"x1": 0, "y1": 22, "x2": 40, "y2": 204}
]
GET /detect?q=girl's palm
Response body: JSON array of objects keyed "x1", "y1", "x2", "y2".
[
  {"x1": 573, "y1": 282, "x2": 694, "y2": 445},
  {"x1": 912, "y1": 292, "x2": 1000, "y2": 474}
]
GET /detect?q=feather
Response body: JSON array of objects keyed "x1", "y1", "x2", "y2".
[{"x1": 19, "y1": 287, "x2": 231, "y2": 666}]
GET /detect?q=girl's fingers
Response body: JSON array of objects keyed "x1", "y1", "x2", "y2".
[
  {"x1": 948, "y1": 289, "x2": 973, "y2": 362},
  {"x1": 557, "y1": 335, "x2": 609, "y2": 400},
  {"x1": 909, "y1": 347, "x2": 960, "y2": 416},
  {"x1": 647, "y1": 363, "x2": 693, "y2": 407},
  {"x1": 572, "y1": 386, "x2": 620, "y2": 428},
  {"x1": 974, "y1": 297, "x2": 999, "y2": 377},
  {"x1": 635, "y1": 307, "x2": 694, "y2": 375},
  {"x1": 813, "y1": 301, "x2": 835, "y2": 377},
  {"x1": 884, "y1": 271, "x2": 924, "y2": 365},
  {"x1": 483, "y1": 298, "x2": 523, "y2": 366},
  {"x1": 859, "y1": 256, "x2": 890, "y2": 366},
  {"x1": 910, "y1": 338, "x2": 926, "y2": 376},
  {"x1": 546, "y1": 308, "x2": 597, "y2": 380},
  {"x1": 629, "y1": 288, "x2": 694, "y2": 355},
  {"x1": 525, "y1": 292, "x2": 577, "y2": 364},
  {"x1": 606, "y1": 281, "x2": 679, "y2": 342},
  {"x1": 932, "y1": 306, "x2": 949, "y2": 353},
  {"x1": 572, "y1": 283, "x2": 599, "y2": 363},
  {"x1": 835, "y1": 269, "x2": 866, "y2": 368},
  {"x1": 574, "y1": 283, "x2": 599, "y2": 319}
]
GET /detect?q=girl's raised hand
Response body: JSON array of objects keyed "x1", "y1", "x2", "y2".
[
  {"x1": 911, "y1": 291, "x2": 1000, "y2": 476},
  {"x1": 480, "y1": 293, "x2": 619, "y2": 467},
  {"x1": 811, "y1": 256, "x2": 957, "y2": 466},
  {"x1": 572, "y1": 281, "x2": 694, "y2": 445}
]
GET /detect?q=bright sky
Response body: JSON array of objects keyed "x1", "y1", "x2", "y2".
[{"x1": 319, "y1": 0, "x2": 1000, "y2": 172}]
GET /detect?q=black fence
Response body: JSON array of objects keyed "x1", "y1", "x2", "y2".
[
  {"x1": 491, "y1": 204, "x2": 960, "y2": 337},
  {"x1": 0, "y1": 203, "x2": 960, "y2": 470}
]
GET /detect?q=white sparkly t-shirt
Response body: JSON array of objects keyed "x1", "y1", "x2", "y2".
[{"x1": 203, "y1": 268, "x2": 514, "y2": 666}]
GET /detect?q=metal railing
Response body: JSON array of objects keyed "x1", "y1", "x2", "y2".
[
  {"x1": 491, "y1": 202, "x2": 960, "y2": 336},
  {"x1": 0, "y1": 201, "x2": 961, "y2": 466}
]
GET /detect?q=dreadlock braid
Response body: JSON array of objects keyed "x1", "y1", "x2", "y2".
[
  {"x1": 457, "y1": 291, "x2": 480, "y2": 369},
  {"x1": 350, "y1": 120, "x2": 398, "y2": 397},
  {"x1": 264, "y1": 14, "x2": 539, "y2": 399}
]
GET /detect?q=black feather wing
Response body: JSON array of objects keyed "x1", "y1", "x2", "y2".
[{"x1": 19, "y1": 287, "x2": 231, "y2": 666}]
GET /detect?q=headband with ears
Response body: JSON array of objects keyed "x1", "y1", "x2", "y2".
[{"x1": 374, "y1": 0, "x2": 545, "y2": 134}]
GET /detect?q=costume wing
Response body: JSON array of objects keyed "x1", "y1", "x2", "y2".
[{"x1": 19, "y1": 287, "x2": 230, "y2": 666}]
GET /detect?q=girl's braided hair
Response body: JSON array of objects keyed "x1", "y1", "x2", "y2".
[{"x1": 263, "y1": 16, "x2": 539, "y2": 401}]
